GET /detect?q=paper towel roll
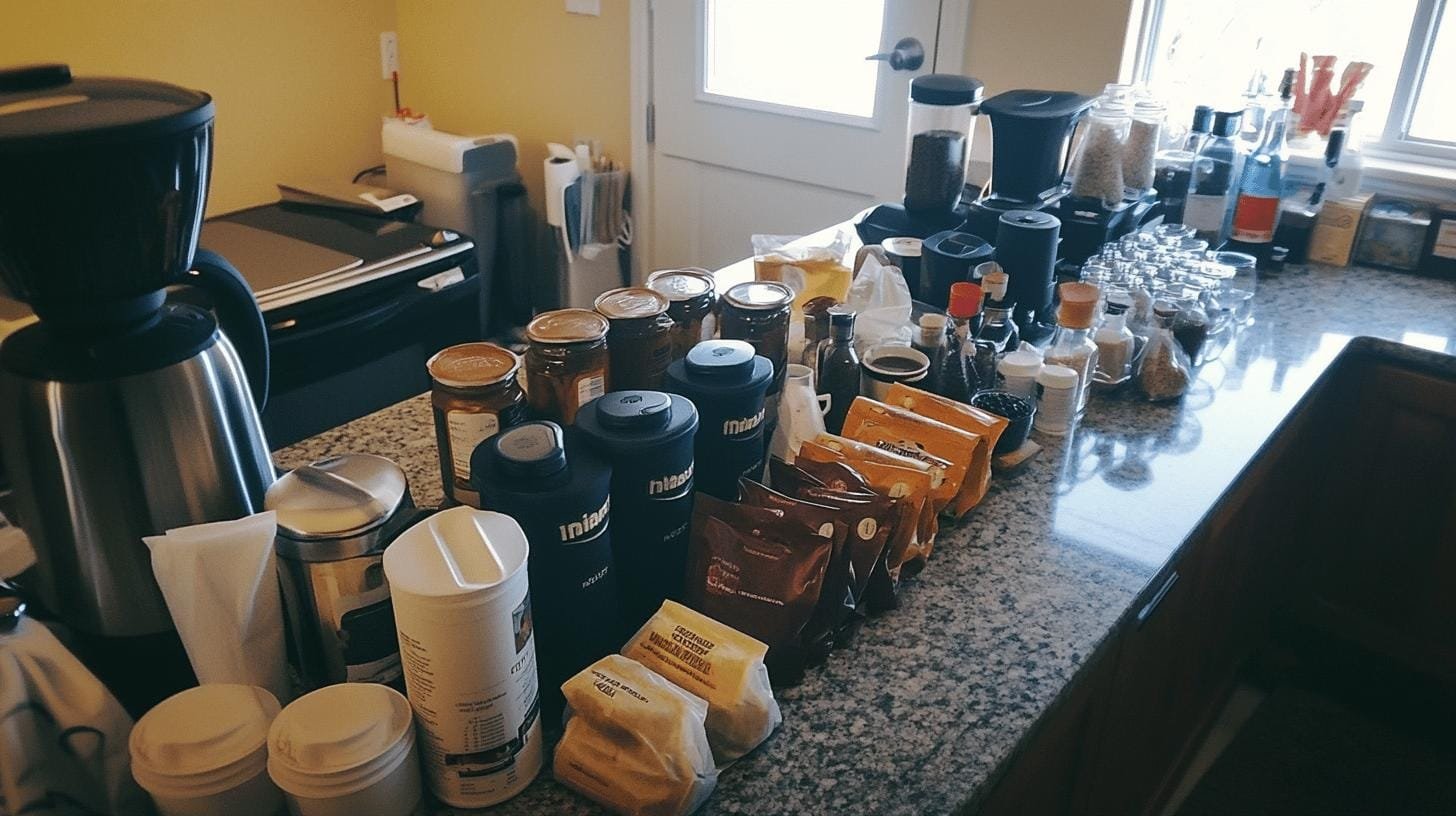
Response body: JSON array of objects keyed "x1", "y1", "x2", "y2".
[{"x1": 545, "y1": 143, "x2": 580, "y2": 228}]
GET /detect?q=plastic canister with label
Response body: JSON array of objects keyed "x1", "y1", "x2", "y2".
[
  {"x1": 473, "y1": 421, "x2": 618, "y2": 719},
  {"x1": 575, "y1": 391, "x2": 699, "y2": 632},
  {"x1": 382, "y1": 506, "x2": 542, "y2": 808},
  {"x1": 664, "y1": 340, "x2": 774, "y2": 500},
  {"x1": 266, "y1": 454, "x2": 417, "y2": 692}
]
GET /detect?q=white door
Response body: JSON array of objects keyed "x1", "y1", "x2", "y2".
[{"x1": 646, "y1": 0, "x2": 960, "y2": 272}]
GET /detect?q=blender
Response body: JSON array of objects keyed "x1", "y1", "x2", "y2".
[{"x1": 0, "y1": 64, "x2": 274, "y2": 710}]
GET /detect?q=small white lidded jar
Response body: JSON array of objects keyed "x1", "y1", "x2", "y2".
[
  {"x1": 998, "y1": 349, "x2": 1043, "y2": 399},
  {"x1": 267, "y1": 683, "x2": 422, "y2": 816},
  {"x1": 1035, "y1": 364, "x2": 1081, "y2": 436},
  {"x1": 129, "y1": 684, "x2": 283, "y2": 816}
]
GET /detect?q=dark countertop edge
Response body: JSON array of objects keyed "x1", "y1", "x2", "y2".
[{"x1": 956, "y1": 334, "x2": 1456, "y2": 813}]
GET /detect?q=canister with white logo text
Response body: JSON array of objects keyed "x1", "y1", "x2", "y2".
[
  {"x1": 576, "y1": 391, "x2": 698, "y2": 632},
  {"x1": 664, "y1": 340, "x2": 774, "y2": 500},
  {"x1": 473, "y1": 421, "x2": 617, "y2": 720}
]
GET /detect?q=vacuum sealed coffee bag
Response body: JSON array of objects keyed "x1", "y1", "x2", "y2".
[
  {"x1": 883, "y1": 383, "x2": 1007, "y2": 515},
  {"x1": 841, "y1": 397, "x2": 978, "y2": 520},
  {"x1": 555, "y1": 655, "x2": 717, "y2": 816},
  {"x1": 622, "y1": 600, "x2": 781, "y2": 763},
  {"x1": 811, "y1": 433, "x2": 944, "y2": 561}
]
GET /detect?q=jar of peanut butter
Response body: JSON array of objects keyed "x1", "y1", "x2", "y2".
[
  {"x1": 525, "y1": 309, "x2": 611, "y2": 425},
  {"x1": 427, "y1": 342, "x2": 527, "y2": 507},
  {"x1": 645, "y1": 268, "x2": 718, "y2": 365},
  {"x1": 594, "y1": 287, "x2": 674, "y2": 391}
]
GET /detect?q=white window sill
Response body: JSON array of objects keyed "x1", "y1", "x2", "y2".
[{"x1": 1287, "y1": 147, "x2": 1456, "y2": 200}]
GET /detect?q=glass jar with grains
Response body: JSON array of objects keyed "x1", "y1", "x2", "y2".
[
  {"x1": 525, "y1": 308, "x2": 611, "y2": 425},
  {"x1": 720, "y1": 280, "x2": 795, "y2": 396},
  {"x1": 1069, "y1": 100, "x2": 1130, "y2": 205},
  {"x1": 595, "y1": 287, "x2": 674, "y2": 391},
  {"x1": 427, "y1": 342, "x2": 528, "y2": 507},
  {"x1": 646, "y1": 267, "x2": 718, "y2": 365}
]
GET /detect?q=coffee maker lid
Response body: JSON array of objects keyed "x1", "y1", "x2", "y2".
[
  {"x1": 910, "y1": 74, "x2": 984, "y2": 106},
  {"x1": 979, "y1": 89, "x2": 1094, "y2": 120},
  {"x1": 0, "y1": 64, "x2": 213, "y2": 150}
]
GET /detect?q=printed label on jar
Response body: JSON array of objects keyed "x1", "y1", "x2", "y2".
[
  {"x1": 447, "y1": 410, "x2": 500, "y2": 481},
  {"x1": 576, "y1": 374, "x2": 606, "y2": 408}
]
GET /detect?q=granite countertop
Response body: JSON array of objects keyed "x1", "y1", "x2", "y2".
[{"x1": 276, "y1": 263, "x2": 1456, "y2": 816}]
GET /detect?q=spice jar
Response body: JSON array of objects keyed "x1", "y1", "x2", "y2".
[
  {"x1": 427, "y1": 343, "x2": 528, "y2": 507},
  {"x1": 1136, "y1": 301, "x2": 1192, "y2": 401},
  {"x1": 1034, "y1": 364, "x2": 1080, "y2": 436},
  {"x1": 1092, "y1": 295, "x2": 1136, "y2": 387},
  {"x1": 998, "y1": 348, "x2": 1042, "y2": 399},
  {"x1": 1042, "y1": 282, "x2": 1101, "y2": 413},
  {"x1": 525, "y1": 309, "x2": 611, "y2": 425},
  {"x1": 646, "y1": 268, "x2": 718, "y2": 365},
  {"x1": 595, "y1": 287, "x2": 674, "y2": 391},
  {"x1": 720, "y1": 280, "x2": 794, "y2": 396}
]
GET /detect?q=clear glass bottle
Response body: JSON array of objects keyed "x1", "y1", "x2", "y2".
[
  {"x1": 816, "y1": 308, "x2": 860, "y2": 434},
  {"x1": 1069, "y1": 100, "x2": 1130, "y2": 205},
  {"x1": 936, "y1": 282, "x2": 982, "y2": 404},
  {"x1": 1230, "y1": 68, "x2": 1296, "y2": 252},
  {"x1": 1123, "y1": 98, "x2": 1165, "y2": 194},
  {"x1": 903, "y1": 74, "x2": 983, "y2": 218},
  {"x1": 1185, "y1": 109, "x2": 1243, "y2": 247},
  {"x1": 1093, "y1": 299, "x2": 1136, "y2": 386},
  {"x1": 974, "y1": 295, "x2": 1020, "y2": 354},
  {"x1": 1136, "y1": 301, "x2": 1192, "y2": 401},
  {"x1": 1170, "y1": 291, "x2": 1212, "y2": 366},
  {"x1": 1183, "y1": 105, "x2": 1215, "y2": 153},
  {"x1": 1042, "y1": 282, "x2": 1101, "y2": 413}
]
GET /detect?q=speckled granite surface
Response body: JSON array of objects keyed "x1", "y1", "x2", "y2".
[{"x1": 276, "y1": 264, "x2": 1456, "y2": 816}]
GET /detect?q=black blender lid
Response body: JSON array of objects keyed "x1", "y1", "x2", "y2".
[
  {"x1": 685, "y1": 339, "x2": 757, "y2": 379},
  {"x1": 979, "y1": 89, "x2": 1094, "y2": 119},
  {"x1": 0, "y1": 64, "x2": 213, "y2": 150},
  {"x1": 910, "y1": 74, "x2": 983, "y2": 106},
  {"x1": 489, "y1": 422, "x2": 568, "y2": 480},
  {"x1": 923, "y1": 230, "x2": 993, "y2": 260},
  {"x1": 999, "y1": 210, "x2": 1060, "y2": 231}
]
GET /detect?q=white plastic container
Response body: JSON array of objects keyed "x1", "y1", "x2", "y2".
[
  {"x1": 267, "y1": 683, "x2": 421, "y2": 816},
  {"x1": 129, "y1": 684, "x2": 284, "y2": 816},
  {"x1": 1034, "y1": 364, "x2": 1080, "y2": 436},
  {"x1": 382, "y1": 506, "x2": 542, "y2": 808},
  {"x1": 999, "y1": 349, "x2": 1043, "y2": 399}
]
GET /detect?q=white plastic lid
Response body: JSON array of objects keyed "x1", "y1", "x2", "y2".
[
  {"x1": 382, "y1": 506, "x2": 529, "y2": 606},
  {"x1": 1037, "y1": 364, "x2": 1080, "y2": 389},
  {"x1": 1000, "y1": 349, "x2": 1043, "y2": 378},
  {"x1": 919, "y1": 313, "x2": 948, "y2": 331},
  {"x1": 130, "y1": 684, "x2": 280, "y2": 796},
  {"x1": 268, "y1": 683, "x2": 415, "y2": 797}
]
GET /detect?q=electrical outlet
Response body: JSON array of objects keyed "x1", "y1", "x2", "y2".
[
  {"x1": 566, "y1": 0, "x2": 600, "y2": 16},
  {"x1": 380, "y1": 31, "x2": 399, "y2": 80}
]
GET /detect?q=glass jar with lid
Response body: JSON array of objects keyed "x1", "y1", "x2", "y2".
[
  {"x1": 525, "y1": 308, "x2": 611, "y2": 425},
  {"x1": 1069, "y1": 100, "x2": 1130, "y2": 205},
  {"x1": 1042, "y1": 282, "x2": 1101, "y2": 413},
  {"x1": 1122, "y1": 98, "x2": 1165, "y2": 194},
  {"x1": 720, "y1": 280, "x2": 794, "y2": 396},
  {"x1": 903, "y1": 74, "x2": 985, "y2": 217},
  {"x1": 595, "y1": 286, "x2": 674, "y2": 391},
  {"x1": 645, "y1": 267, "x2": 718, "y2": 364},
  {"x1": 426, "y1": 342, "x2": 528, "y2": 506}
]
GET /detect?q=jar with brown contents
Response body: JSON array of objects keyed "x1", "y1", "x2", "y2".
[
  {"x1": 525, "y1": 308, "x2": 611, "y2": 425},
  {"x1": 645, "y1": 268, "x2": 718, "y2": 365},
  {"x1": 720, "y1": 280, "x2": 794, "y2": 395},
  {"x1": 427, "y1": 342, "x2": 528, "y2": 507},
  {"x1": 594, "y1": 287, "x2": 674, "y2": 391}
]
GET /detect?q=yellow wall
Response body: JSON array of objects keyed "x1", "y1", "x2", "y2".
[
  {"x1": 1, "y1": 0, "x2": 398, "y2": 216},
  {"x1": 394, "y1": 0, "x2": 631, "y2": 215}
]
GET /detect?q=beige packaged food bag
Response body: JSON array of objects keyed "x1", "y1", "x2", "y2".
[
  {"x1": 554, "y1": 655, "x2": 718, "y2": 816},
  {"x1": 622, "y1": 600, "x2": 781, "y2": 763}
]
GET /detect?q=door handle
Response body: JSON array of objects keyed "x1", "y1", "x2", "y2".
[
  {"x1": 866, "y1": 37, "x2": 925, "y2": 72},
  {"x1": 1136, "y1": 570, "x2": 1179, "y2": 628}
]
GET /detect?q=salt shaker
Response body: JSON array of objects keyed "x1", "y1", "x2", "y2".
[{"x1": 1034, "y1": 364, "x2": 1080, "y2": 436}]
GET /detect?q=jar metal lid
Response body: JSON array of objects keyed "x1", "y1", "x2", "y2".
[
  {"x1": 724, "y1": 280, "x2": 793, "y2": 311},
  {"x1": 266, "y1": 454, "x2": 410, "y2": 543},
  {"x1": 426, "y1": 342, "x2": 520, "y2": 389},
  {"x1": 594, "y1": 286, "x2": 670, "y2": 319},
  {"x1": 527, "y1": 308, "x2": 610, "y2": 344},
  {"x1": 646, "y1": 268, "x2": 716, "y2": 301}
]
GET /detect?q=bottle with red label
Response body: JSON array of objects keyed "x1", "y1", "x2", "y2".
[{"x1": 1230, "y1": 68, "x2": 1296, "y2": 253}]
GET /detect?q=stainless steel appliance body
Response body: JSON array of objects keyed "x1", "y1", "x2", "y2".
[{"x1": 0, "y1": 310, "x2": 273, "y2": 636}]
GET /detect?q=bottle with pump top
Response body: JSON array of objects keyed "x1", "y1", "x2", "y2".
[
  {"x1": 1229, "y1": 68, "x2": 1296, "y2": 261},
  {"x1": 937, "y1": 282, "x2": 983, "y2": 404},
  {"x1": 816, "y1": 307, "x2": 860, "y2": 434},
  {"x1": 1185, "y1": 110, "x2": 1244, "y2": 247},
  {"x1": 974, "y1": 264, "x2": 1020, "y2": 354},
  {"x1": 1042, "y1": 282, "x2": 1101, "y2": 413}
]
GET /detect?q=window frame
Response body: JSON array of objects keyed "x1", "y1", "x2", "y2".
[{"x1": 1131, "y1": 0, "x2": 1456, "y2": 168}]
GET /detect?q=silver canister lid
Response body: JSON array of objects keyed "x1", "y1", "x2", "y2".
[{"x1": 265, "y1": 454, "x2": 411, "y2": 560}]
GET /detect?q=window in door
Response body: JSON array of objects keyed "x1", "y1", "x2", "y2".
[
  {"x1": 1135, "y1": 0, "x2": 1455, "y2": 162},
  {"x1": 702, "y1": 0, "x2": 887, "y2": 120}
]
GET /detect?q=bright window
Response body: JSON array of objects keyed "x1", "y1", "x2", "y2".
[
  {"x1": 702, "y1": 0, "x2": 886, "y2": 119},
  {"x1": 1138, "y1": 0, "x2": 1455, "y2": 159}
]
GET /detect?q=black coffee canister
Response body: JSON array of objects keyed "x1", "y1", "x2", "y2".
[
  {"x1": 921, "y1": 230, "x2": 994, "y2": 309},
  {"x1": 473, "y1": 421, "x2": 617, "y2": 718},
  {"x1": 576, "y1": 391, "x2": 699, "y2": 631},
  {"x1": 664, "y1": 340, "x2": 774, "y2": 500},
  {"x1": 995, "y1": 210, "x2": 1061, "y2": 327}
]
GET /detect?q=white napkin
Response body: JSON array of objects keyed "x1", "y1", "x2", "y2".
[
  {"x1": 144, "y1": 512, "x2": 290, "y2": 702},
  {"x1": 846, "y1": 253, "x2": 914, "y2": 354},
  {"x1": 0, "y1": 616, "x2": 150, "y2": 816}
]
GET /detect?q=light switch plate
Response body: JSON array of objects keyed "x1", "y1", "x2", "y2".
[
  {"x1": 380, "y1": 31, "x2": 399, "y2": 80},
  {"x1": 566, "y1": 0, "x2": 600, "y2": 16}
]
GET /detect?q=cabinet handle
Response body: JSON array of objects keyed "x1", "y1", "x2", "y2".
[{"x1": 1136, "y1": 570, "x2": 1180, "y2": 629}]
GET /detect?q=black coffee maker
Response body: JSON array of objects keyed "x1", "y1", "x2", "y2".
[{"x1": 964, "y1": 90, "x2": 1094, "y2": 239}]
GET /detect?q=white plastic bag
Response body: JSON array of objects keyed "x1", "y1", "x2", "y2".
[{"x1": 847, "y1": 249, "x2": 913, "y2": 354}]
